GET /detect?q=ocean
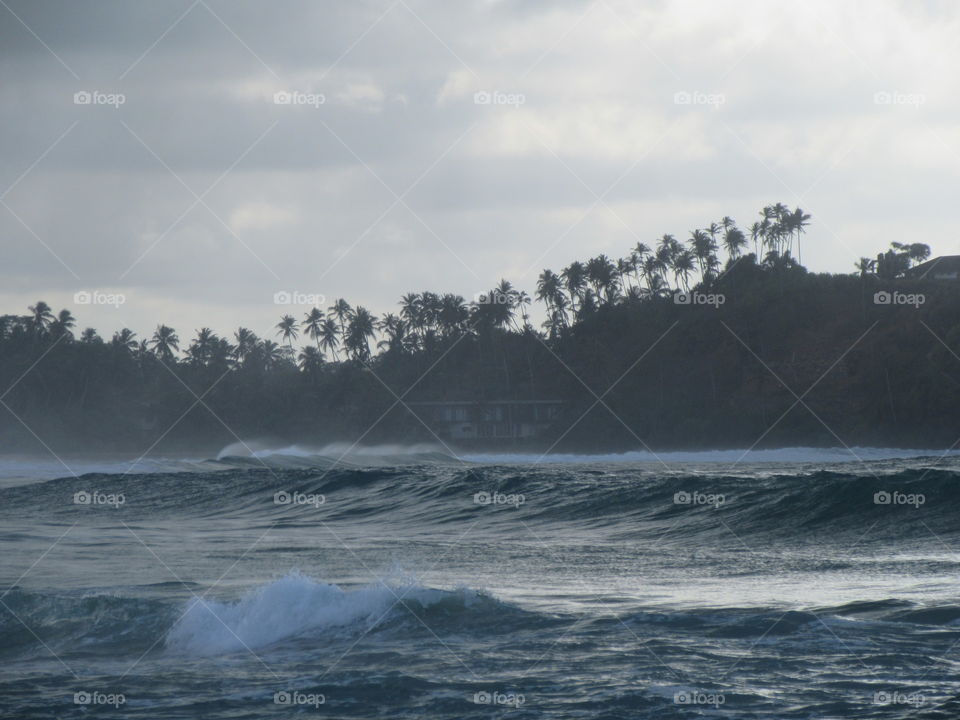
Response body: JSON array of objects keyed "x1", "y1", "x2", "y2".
[{"x1": 1, "y1": 446, "x2": 959, "y2": 719}]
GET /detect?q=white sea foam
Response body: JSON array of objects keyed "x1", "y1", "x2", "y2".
[
  {"x1": 459, "y1": 447, "x2": 960, "y2": 465},
  {"x1": 216, "y1": 441, "x2": 450, "y2": 461},
  {"x1": 2, "y1": 445, "x2": 959, "y2": 484},
  {"x1": 164, "y1": 571, "x2": 451, "y2": 655}
]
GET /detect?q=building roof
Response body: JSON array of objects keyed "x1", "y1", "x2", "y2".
[{"x1": 906, "y1": 255, "x2": 960, "y2": 279}]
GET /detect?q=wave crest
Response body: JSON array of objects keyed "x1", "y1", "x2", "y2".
[{"x1": 164, "y1": 571, "x2": 488, "y2": 655}]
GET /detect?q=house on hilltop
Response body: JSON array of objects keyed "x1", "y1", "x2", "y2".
[
  {"x1": 406, "y1": 399, "x2": 563, "y2": 443},
  {"x1": 904, "y1": 255, "x2": 960, "y2": 281}
]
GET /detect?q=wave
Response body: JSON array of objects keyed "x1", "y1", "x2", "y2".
[
  {"x1": 461, "y1": 446, "x2": 960, "y2": 465},
  {"x1": 5, "y1": 445, "x2": 960, "y2": 485},
  {"x1": 0, "y1": 573, "x2": 523, "y2": 659},
  {"x1": 7, "y1": 574, "x2": 960, "y2": 664},
  {"x1": 166, "y1": 571, "x2": 403, "y2": 654},
  {"x1": 4, "y1": 461, "x2": 960, "y2": 542},
  {"x1": 165, "y1": 571, "x2": 528, "y2": 655},
  {"x1": 0, "y1": 444, "x2": 460, "y2": 484}
]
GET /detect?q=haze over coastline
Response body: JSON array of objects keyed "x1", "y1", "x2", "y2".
[{"x1": 4, "y1": 2, "x2": 960, "y2": 719}]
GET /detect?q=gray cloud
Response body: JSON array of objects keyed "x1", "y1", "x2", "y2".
[{"x1": 2, "y1": 0, "x2": 958, "y2": 342}]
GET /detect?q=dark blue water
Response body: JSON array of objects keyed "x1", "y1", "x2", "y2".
[{"x1": 2, "y1": 449, "x2": 960, "y2": 718}]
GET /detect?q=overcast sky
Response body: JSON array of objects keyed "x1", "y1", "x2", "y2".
[{"x1": 2, "y1": 0, "x2": 958, "y2": 342}]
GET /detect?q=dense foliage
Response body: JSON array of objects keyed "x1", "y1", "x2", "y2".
[{"x1": 2, "y1": 203, "x2": 958, "y2": 454}]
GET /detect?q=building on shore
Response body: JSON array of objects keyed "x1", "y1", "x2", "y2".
[
  {"x1": 406, "y1": 399, "x2": 563, "y2": 443},
  {"x1": 905, "y1": 255, "x2": 960, "y2": 281}
]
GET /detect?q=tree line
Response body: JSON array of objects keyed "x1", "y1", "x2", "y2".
[{"x1": 1, "y1": 202, "x2": 954, "y2": 452}]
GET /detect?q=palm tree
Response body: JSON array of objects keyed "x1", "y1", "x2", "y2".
[
  {"x1": 345, "y1": 306, "x2": 376, "y2": 361},
  {"x1": 516, "y1": 290, "x2": 532, "y2": 332},
  {"x1": 749, "y1": 221, "x2": 763, "y2": 258},
  {"x1": 328, "y1": 298, "x2": 354, "y2": 345},
  {"x1": 111, "y1": 328, "x2": 138, "y2": 353},
  {"x1": 318, "y1": 318, "x2": 341, "y2": 361},
  {"x1": 259, "y1": 340, "x2": 283, "y2": 370},
  {"x1": 399, "y1": 293, "x2": 423, "y2": 339},
  {"x1": 561, "y1": 261, "x2": 587, "y2": 314},
  {"x1": 28, "y1": 301, "x2": 54, "y2": 337},
  {"x1": 438, "y1": 294, "x2": 468, "y2": 337},
  {"x1": 630, "y1": 243, "x2": 650, "y2": 288},
  {"x1": 688, "y1": 229, "x2": 715, "y2": 280},
  {"x1": 536, "y1": 270, "x2": 564, "y2": 315},
  {"x1": 297, "y1": 345, "x2": 324, "y2": 375},
  {"x1": 585, "y1": 255, "x2": 617, "y2": 303},
  {"x1": 275, "y1": 314, "x2": 299, "y2": 347},
  {"x1": 79, "y1": 328, "x2": 101, "y2": 344},
  {"x1": 616, "y1": 257, "x2": 634, "y2": 295},
  {"x1": 302, "y1": 307, "x2": 324, "y2": 349},
  {"x1": 790, "y1": 207, "x2": 811, "y2": 263},
  {"x1": 233, "y1": 327, "x2": 258, "y2": 365},
  {"x1": 149, "y1": 324, "x2": 179, "y2": 362},
  {"x1": 672, "y1": 249, "x2": 696, "y2": 290},
  {"x1": 187, "y1": 327, "x2": 218, "y2": 366},
  {"x1": 656, "y1": 235, "x2": 678, "y2": 286},
  {"x1": 646, "y1": 273, "x2": 669, "y2": 298},
  {"x1": 473, "y1": 289, "x2": 514, "y2": 331},
  {"x1": 377, "y1": 313, "x2": 409, "y2": 355},
  {"x1": 49, "y1": 309, "x2": 76, "y2": 341},
  {"x1": 722, "y1": 225, "x2": 747, "y2": 261}
]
